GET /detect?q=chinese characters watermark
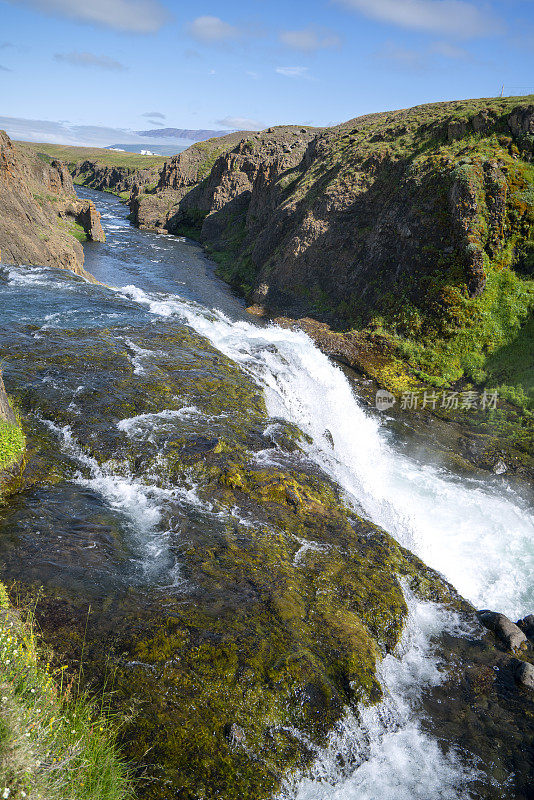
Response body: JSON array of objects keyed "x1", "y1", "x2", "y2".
[{"x1": 375, "y1": 389, "x2": 498, "y2": 412}]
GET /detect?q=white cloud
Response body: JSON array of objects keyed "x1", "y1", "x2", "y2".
[
  {"x1": 276, "y1": 66, "x2": 310, "y2": 78},
  {"x1": 216, "y1": 116, "x2": 264, "y2": 130},
  {"x1": 335, "y1": 0, "x2": 503, "y2": 38},
  {"x1": 279, "y1": 26, "x2": 341, "y2": 52},
  {"x1": 54, "y1": 51, "x2": 127, "y2": 70},
  {"x1": 5, "y1": 0, "x2": 170, "y2": 34},
  {"x1": 188, "y1": 16, "x2": 239, "y2": 43},
  {"x1": 141, "y1": 111, "x2": 166, "y2": 119},
  {"x1": 0, "y1": 115, "x2": 174, "y2": 146}
]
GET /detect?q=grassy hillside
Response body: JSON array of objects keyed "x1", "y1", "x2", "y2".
[
  {"x1": 15, "y1": 142, "x2": 168, "y2": 169},
  {"x1": 0, "y1": 584, "x2": 132, "y2": 800}
]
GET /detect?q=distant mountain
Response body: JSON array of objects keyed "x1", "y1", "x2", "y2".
[{"x1": 135, "y1": 128, "x2": 231, "y2": 141}]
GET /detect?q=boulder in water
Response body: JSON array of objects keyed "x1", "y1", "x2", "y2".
[
  {"x1": 477, "y1": 610, "x2": 529, "y2": 651},
  {"x1": 515, "y1": 661, "x2": 534, "y2": 690},
  {"x1": 517, "y1": 614, "x2": 534, "y2": 640}
]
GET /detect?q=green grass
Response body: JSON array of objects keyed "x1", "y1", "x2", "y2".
[
  {"x1": 63, "y1": 218, "x2": 89, "y2": 243},
  {"x1": 15, "y1": 142, "x2": 168, "y2": 169},
  {"x1": 0, "y1": 585, "x2": 133, "y2": 800},
  {"x1": 0, "y1": 420, "x2": 25, "y2": 472},
  {"x1": 386, "y1": 267, "x2": 534, "y2": 389},
  {"x1": 485, "y1": 313, "x2": 534, "y2": 407}
]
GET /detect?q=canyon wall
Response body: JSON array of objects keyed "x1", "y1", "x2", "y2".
[{"x1": 0, "y1": 131, "x2": 105, "y2": 275}]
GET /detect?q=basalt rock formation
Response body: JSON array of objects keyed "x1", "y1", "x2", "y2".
[
  {"x1": 130, "y1": 127, "x2": 320, "y2": 233},
  {"x1": 128, "y1": 97, "x2": 533, "y2": 431},
  {"x1": 0, "y1": 131, "x2": 104, "y2": 275},
  {"x1": 71, "y1": 160, "x2": 160, "y2": 199},
  {"x1": 130, "y1": 98, "x2": 532, "y2": 327}
]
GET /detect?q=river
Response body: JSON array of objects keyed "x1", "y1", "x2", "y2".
[{"x1": 0, "y1": 187, "x2": 532, "y2": 799}]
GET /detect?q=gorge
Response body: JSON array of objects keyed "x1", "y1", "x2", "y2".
[{"x1": 0, "y1": 95, "x2": 533, "y2": 800}]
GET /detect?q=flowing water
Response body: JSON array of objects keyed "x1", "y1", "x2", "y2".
[{"x1": 1, "y1": 188, "x2": 532, "y2": 799}]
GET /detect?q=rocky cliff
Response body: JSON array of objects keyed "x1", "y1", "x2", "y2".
[
  {"x1": 130, "y1": 97, "x2": 533, "y2": 406},
  {"x1": 71, "y1": 160, "x2": 160, "y2": 199},
  {"x1": 0, "y1": 131, "x2": 105, "y2": 275}
]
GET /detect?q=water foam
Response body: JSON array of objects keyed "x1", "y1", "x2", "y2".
[
  {"x1": 280, "y1": 594, "x2": 489, "y2": 800},
  {"x1": 115, "y1": 282, "x2": 534, "y2": 618},
  {"x1": 111, "y1": 278, "x2": 530, "y2": 796},
  {"x1": 117, "y1": 407, "x2": 203, "y2": 439}
]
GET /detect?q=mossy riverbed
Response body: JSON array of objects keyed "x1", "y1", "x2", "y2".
[{"x1": 0, "y1": 316, "x2": 476, "y2": 799}]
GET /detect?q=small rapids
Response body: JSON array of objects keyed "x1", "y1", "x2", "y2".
[
  {"x1": 1, "y1": 188, "x2": 532, "y2": 799},
  {"x1": 283, "y1": 596, "x2": 487, "y2": 800}
]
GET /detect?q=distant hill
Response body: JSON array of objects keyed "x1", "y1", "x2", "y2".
[{"x1": 136, "y1": 128, "x2": 231, "y2": 141}]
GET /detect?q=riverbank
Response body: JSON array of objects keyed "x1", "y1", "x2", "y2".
[
  {"x1": 113, "y1": 97, "x2": 534, "y2": 482},
  {"x1": 0, "y1": 583, "x2": 132, "y2": 800},
  {"x1": 0, "y1": 376, "x2": 132, "y2": 800}
]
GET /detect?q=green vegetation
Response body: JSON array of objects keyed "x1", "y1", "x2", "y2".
[
  {"x1": 195, "y1": 141, "x2": 228, "y2": 181},
  {"x1": 188, "y1": 97, "x2": 534, "y2": 418},
  {"x1": 65, "y1": 219, "x2": 88, "y2": 243},
  {"x1": 15, "y1": 142, "x2": 167, "y2": 169},
  {"x1": 0, "y1": 420, "x2": 24, "y2": 472},
  {"x1": 0, "y1": 584, "x2": 132, "y2": 800},
  {"x1": 383, "y1": 265, "x2": 534, "y2": 398}
]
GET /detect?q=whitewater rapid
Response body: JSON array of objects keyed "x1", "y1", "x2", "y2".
[
  {"x1": 111, "y1": 280, "x2": 532, "y2": 800},
  {"x1": 118, "y1": 282, "x2": 534, "y2": 620}
]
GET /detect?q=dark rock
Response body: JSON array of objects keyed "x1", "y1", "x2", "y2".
[
  {"x1": 71, "y1": 160, "x2": 159, "y2": 197},
  {"x1": 517, "y1": 614, "x2": 534, "y2": 639},
  {"x1": 447, "y1": 119, "x2": 467, "y2": 141},
  {"x1": 508, "y1": 104, "x2": 534, "y2": 137},
  {"x1": 179, "y1": 436, "x2": 221, "y2": 462},
  {"x1": 224, "y1": 723, "x2": 246, "y2": 746},
  {"x1": 515, "y1": 660, "x2": 534, "y2": 690},
  {"x1": 0, "y1": 372, "x2": 17, "y2": 425},
  {"x1": 477, "y1": 610, "x2": 529, "y2": 651}
]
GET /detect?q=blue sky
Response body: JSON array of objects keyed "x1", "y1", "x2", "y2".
[{"x1": 0, "y1": 0, "x2": 533, "y2": 145}]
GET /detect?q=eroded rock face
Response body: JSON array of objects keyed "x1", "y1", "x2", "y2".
[
  {"x1": 508, "y1": 104, "x2": 534, "y2": 137},
  {"x1": 0, "y1": 372, "x2": 16, "y2": 425},
  {"x1": 69, "y1": 199, "x2": 106, "y2": 242},
  {"x1": 129, "y1": 99, "x2": 533, "y2": 331},
  {"x1": 0, "y1": 130, "x2": 104, "y2": 274},
  {"x1": 71, "y1": 160, "x2": 159, "y2": 197},
  {"x1": 130, "y1": 127, "x2": 320, "y2": 233}
]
